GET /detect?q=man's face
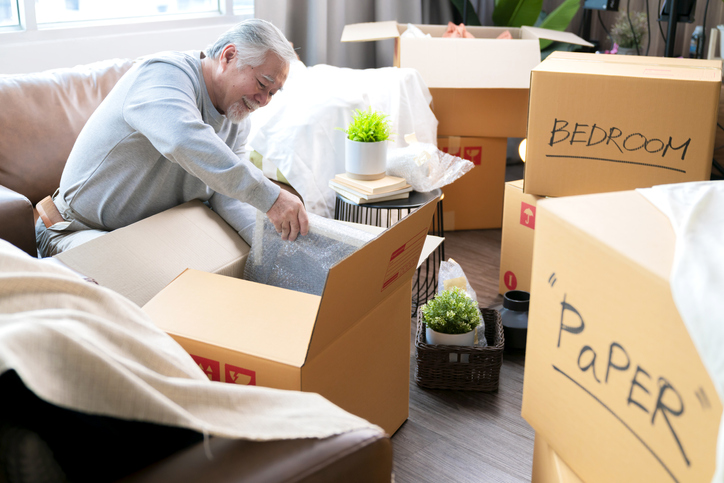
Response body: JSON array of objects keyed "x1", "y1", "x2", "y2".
[{"x1": 216, "y1": 46, "x2": 289, "y2": 123}]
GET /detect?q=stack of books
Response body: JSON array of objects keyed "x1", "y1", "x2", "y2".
[{"x1": 329, "y1": 173, "x2": 412, "y2": 204}]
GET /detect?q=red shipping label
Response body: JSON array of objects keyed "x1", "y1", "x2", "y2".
[
  {"x1": 463, "y1": 146, "x2": 482, "y2": 165},
  {"x1": 191, "y1": 355, "x2": 220, "y2": 382},
  {"x1": 520, "y1": 202, "x2": 536, "y2": 229},
  {"x1": 225, "y1": 364, "x2": 257, "y2": 386}
]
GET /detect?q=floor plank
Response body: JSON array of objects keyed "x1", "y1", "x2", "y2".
[{"x1": 392, "y1": 163, "x2": 534, "y2": 482}]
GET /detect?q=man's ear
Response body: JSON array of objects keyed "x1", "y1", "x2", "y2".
[{"x1": 221, "y1": 44, "x2": 237, "y2": 67}]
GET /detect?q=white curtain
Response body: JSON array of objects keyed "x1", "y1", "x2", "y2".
[{"x1": 254, "y1": 0, "x2": 494, "y2": 68}]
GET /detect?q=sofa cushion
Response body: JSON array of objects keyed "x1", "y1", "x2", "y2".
[{"x1": 0, "y1": 58, "x2": 134, "y2": 205}]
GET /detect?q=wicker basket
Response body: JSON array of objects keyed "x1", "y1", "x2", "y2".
[{"x1": 414, "y1": 308, "x2": 504, "y2": 391}]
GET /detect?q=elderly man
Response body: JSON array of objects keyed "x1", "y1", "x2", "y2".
[{"x1": 35, "y1": 19, "x2": 308, "y2": 258}]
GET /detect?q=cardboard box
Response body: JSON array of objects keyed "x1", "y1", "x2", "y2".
[
  {"x1": 532, "y1": 433, "x2": 584, "y2": 483},
  {"x1": 142, "y1": 197, "x2": 440, "y2": 435},
  {"x1": 498, "y1": 179, "x2": 545, "y2": 294},
  {"x1": 341, "y1": 22, "x2": 591, "y2": 138},
  {"x1": 438, "y1": 136, "x2": 507, "y2": 230},
  {"x1": 524, "y1": 52, "x2": 722, "y2": 197},
  {"x1": 522, "y1": 190, "x2": 722, "y2": 482},
  {"x1": 56, "y1": 200, "x2": 250, "y2": 307}
]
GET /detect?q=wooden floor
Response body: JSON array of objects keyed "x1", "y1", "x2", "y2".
[{"x1": 391, "y1": 162, "x2": 534, "y2": 483}]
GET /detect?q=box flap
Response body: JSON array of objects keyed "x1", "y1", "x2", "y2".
[
  {"x1": 341, "y1": 21, "x2": 401, "y2": 42},
  {"x1": 522, "y1": 26, "x2": 593, "y2": 47},
  {"x1": 539, "y1": 51, "x2": 721, "y2": 80},
  {"x1": 55, "y1": 200, "x2": 250, "y2": 307},
  {"x1": 337, "y1": 221, "x2": 443, "y2": 269},
  {"x1": 537, "y1": 191, "x2": 674, "y2": 281},
  {"x1": 400, "y1": 37, "x2": 541, "y2": 89},
  {"x1": 306, "y1": 196, "x2": 440, "y2": 361},
  {"x1": 143, "y1": 269, "x2": 321, "y2": 367}
]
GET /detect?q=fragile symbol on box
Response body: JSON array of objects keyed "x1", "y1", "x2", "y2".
[
  {"x1": 381, "y1": 229, "x2": 426, "y2": 292},
  {"x1": 520, "y1": 202, "x2": 536, "y2": 229},
  {"x1": 463, "y1": 146, "x2": 482, "y2": 165},
  {"x1": 504, "y1": 270, "x2": 518, "y2": 290},
  {"x1": 225, "y1": 364, "x2": 256, "y2": 386},
  {"x1": 191, "y1": 354, "x2": 220, "y2": 382}
]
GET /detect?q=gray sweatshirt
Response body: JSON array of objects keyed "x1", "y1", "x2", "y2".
[{"x1": 58, "y1": 50, "x2": 279, "y2": 236}]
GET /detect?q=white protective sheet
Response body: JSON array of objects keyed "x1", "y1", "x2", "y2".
[
  {"x1": 637, "y1": 180, "x2": 724, "y2": 483},
  {"x1": 248, "y1": 60, "x2": 438, "y2": 218},
  {"x1": 0, "y1": 240, "x2": 377, "y2": 445}
]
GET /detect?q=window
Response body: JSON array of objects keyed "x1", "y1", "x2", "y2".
[
  {"x1": 1, "y1": 0, "x2": 255, "y2": 75},
  {"x1": 0, "y1": 0, "x2": 19, "y2": 27},
  {"x1": 35, "y1": 0, "x2": 220, "y2": 25},
  {"x1": 233, "y1": 0, "x2": 253, "y2": 15}
]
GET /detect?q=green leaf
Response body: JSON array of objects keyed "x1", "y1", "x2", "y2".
[
  {"x1": 538, "y1": 0, "x2": 581, "y2": 49},
  {"x1": 492, "y1": 0, "x2": 543, "y2": 28}
]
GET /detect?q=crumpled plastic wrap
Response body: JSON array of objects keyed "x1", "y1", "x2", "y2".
[
  {"x1": 386, "y1": 137, "x2": 475, "y2": 192},
  {"x1": 437, "y1": 258, "x2": 487, "y2": 347},
  {"x1": 243, "y1": 211, "x2": 376, "y2": 296}
]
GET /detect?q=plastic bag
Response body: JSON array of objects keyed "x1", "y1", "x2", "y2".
[
  {"x1": 386, "y1": 134, "x2": 474, "y2": 192},
  {"x1": 243, "y1": 211, "x2": 376, "y2": 296},
  {"x1": 436, "y1": 258, "x2": 487, "y2": 346}
]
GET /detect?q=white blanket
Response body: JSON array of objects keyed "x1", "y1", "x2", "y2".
[
  {"x1": 248, "y1": 61, "x2": 438, "y2": 218},
  {"x1": 0, "y1": 240, "x2": 377, "y2": 444},
  {"x1": 638, "y1": 180, "x2": 724, "y2": 483}
]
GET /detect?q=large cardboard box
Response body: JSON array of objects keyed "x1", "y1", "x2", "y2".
[
  {"x1": 498, "y1": 179, "x2": 544, "y2": 294},
  {"x1": 142, "y1": 197, "x2": 440, "y2": 435},
  {"x1": 341, "y1": 22, "x2": 591, "y2": 138},
  {"x1": 56, "y1": 200, "x2": 250, "y2": 307},
  {"x1": 532, "y1": 433, "x2": 584, "y2": 483},
  {"x1": 438, "y1": 136, "x2": 507, "y2": 230},
  {"x1": 522, "y1": 190, "x2": 722, "y2": 482},
  {"x1": 524, "y1": 52, "x2": 722, "y2": 197}
]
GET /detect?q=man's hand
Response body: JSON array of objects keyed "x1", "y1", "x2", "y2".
[{"x1": 266, "y1": 189, "x2": 309, "y2": 241}]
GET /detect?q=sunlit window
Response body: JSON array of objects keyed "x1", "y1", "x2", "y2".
[
  {"x1": 0, "y1": 0, "x2": 20, "y2": 27},
  {"x1": 35, "y1": 0, "x2": 221, "y2": 25},
  {"x1": 233, "y1": 0, "x2": 253, "y2": 15}
]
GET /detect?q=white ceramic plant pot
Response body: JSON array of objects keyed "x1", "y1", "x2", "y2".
[
  {"x1": 426, "y1": 327, "x2": 476, "y2": 363},
  {"x1": 425, "y1": 327, "x2": 476, "y2": 346},
  {"x1": 345, "y1": 138, "x2": 387, "y2": 181}
]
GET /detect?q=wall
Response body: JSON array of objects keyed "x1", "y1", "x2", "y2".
[{"x1": 560, "y1": 0, "x2": 724, "y2": 57}]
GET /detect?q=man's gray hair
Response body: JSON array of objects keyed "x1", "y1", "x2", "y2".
[{"x1": 206, "y1": 18, "x2": 297, "y2": 68}]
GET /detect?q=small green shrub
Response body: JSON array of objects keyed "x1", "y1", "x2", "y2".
[
  {"x1": 340, "y1": 107, "x2": 393, "y2": 143},
  {"x1": 421, "y1": 287, "x2": 481, "y2": 335}
]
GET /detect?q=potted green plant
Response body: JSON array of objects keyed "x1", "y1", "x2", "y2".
[
  {"x1": 340, "y1": 106, "x2": 393, "y2": 181},
  {"x1": 421, "y1": 287, "x2": 482, "y2": 346},
  {"x1": 608, "y1": 11, "x2": 648, "y2": 55}
]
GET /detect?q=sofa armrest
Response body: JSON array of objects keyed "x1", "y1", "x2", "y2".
[
  {"x1": 117, "y1": 428, "x2": 392, "y2": 483},
  {"x1": 0, "y1": 185, "x2": 36, "y2": 257}
]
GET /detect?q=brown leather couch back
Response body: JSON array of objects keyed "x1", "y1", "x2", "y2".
[{"x1": 0, "y1": 58, "x2": 134, "y2": 205}]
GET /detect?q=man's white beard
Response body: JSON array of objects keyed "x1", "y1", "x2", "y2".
[{"x1": 226, "y1": 97, "x2": 258, "y2": 124}]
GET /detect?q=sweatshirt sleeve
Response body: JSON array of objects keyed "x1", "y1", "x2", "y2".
[{"x1": 121, "y1": 60, "x2": 280, "y2": 213}]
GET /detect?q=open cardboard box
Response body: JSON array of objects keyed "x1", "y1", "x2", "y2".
[
  {"x1": 522, "y1": 189, "x2": 722, "y2": 482},
  {"x1": 55, "y1": 200, "x2": 443, "y2": 309},
  {"x1": 524, "y1": 52, "x2": 722, "y2": 198},
  {"x1": 137, "y1": 197, "x2": 441, "y2": 435},
  {"x1": 341, "y1": 21, "x2": 591, "y2": 138}
]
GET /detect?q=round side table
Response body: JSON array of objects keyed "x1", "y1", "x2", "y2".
[{"x1": 333, "y1": 189, "x2": 444, "y2": 311}]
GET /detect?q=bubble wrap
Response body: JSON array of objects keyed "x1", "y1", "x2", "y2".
[
  {"x1": 386, "y1": 142, "x2": 474, "y2": 192},
  {"x1": 243, "y1": 211, "x2": 376, "y2": 296}
]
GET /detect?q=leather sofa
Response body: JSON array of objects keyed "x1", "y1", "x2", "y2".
[{"x1": 0, "y1": 59, "x2": 392, "y2": 482}]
